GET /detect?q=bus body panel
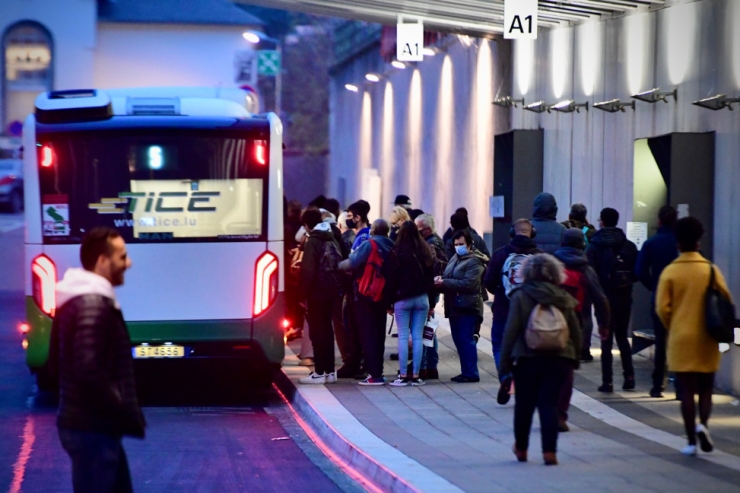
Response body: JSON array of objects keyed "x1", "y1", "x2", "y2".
[
  {"x1": 22, "y1": 114, "x2": 41, "y2": 245},
  {"x1": 267, "y1": 113, "x2": 283, "y2": 244}
]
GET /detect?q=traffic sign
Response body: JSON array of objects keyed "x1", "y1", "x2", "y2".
[
  {"x1": 504, "y1": 0, "x2": 538, "y2": 39},
  {"x1": 257, "y1": 50, "x2": 281, "y2": 76}
]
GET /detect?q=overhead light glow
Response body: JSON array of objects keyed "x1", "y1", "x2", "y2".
[
  {"x1": 365, "y1": 73, "x2": 381, "y2": 82},
  {"x1": 242, "y1": 32, "x2": 260, "y2": 44},
  {"x1": 550, "y1": 28, "x2": 570, "y2": 99},
  {"x1": 422, "y1": 47, "x2": 437, "y2": 57},
  {"x1": 345, "y1": 84, "x2": 359, "y2": 92},
  {"x1": 579, "y1": 22, "x2": 600, "y2": 97},
  {"x1": 391, "y1": 61, "x2": 406, "y2": 70},
  {"x1": 515, "y1": 39, "x2": 535, "y2": 95},
  {"x1": 626, "y1": 14, "x2": 649, "y2": 95},
  {"x1": 666, "y1": 4, "x2": 696, "y2": 85}
]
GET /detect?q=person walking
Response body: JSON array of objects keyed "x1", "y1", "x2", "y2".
[
  {"x1": 499, "y1": 254, "x2": 581, "y2": 466},
  {"x1": 435, "y1": 230, "x2": 488, "y2": 382},
  {"x1": 341, "y1": 219, "x2": 395, "y2": 385},
  {"x1": 531, "y1": 192, "x2": 566, "y2": 254},
  {"x1": 636, "y1": 205, "x2": 679, "y2": 398},
  {"x1": 656, "y1": 217, "x2": 733, "y2": 456},
  {"x1": 385, "y1": 221, "x2": 436, "y2": 386},
  {"x1": 561, "y1": 203, "x2": 596, "y2": 245},
  {"x1": 47, "y1": 227, "x2": 145, "y2": 493},
  {"x1": 553, "y1": 229, "x2": 610, "y2": 431},
  {"x1": 298, "y1": 207, "x2": 343, "y2": 384},
  {"x1": 484, "y1": 218, "x2": 541, "y2": 372},
  {"x1": 388, "y1": 205, "x2": 411, "y2": 241},
  {"x1": 587, "y1": 207, "x2": 638, "y2": 392}
]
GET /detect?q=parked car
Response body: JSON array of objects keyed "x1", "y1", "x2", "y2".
[{"x1": 0, "y1": 159, "x2": 23, "y2": 213}]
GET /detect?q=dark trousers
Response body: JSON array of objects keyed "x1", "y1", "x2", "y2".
[
  {"x1": 58, "y1": 428, "x2": 133, "y2": 493},
  {"x1": 513, "y1": 357, "x2": 570, "y2": 454},
  {"x1": 491, "y1": 318, "x2": 506, "y2": 375},
  {"x1": 333, "y1": 295, "x2": 349, "y2": 364},
  {"x1": 601, "y1": 291, "x2": 634, "y2": 384},
  {"x1": 306, "y1": 296, "x2": 336, "y2": 375},
  {"x1": 450, "y1": 315, "x2": 479, "y2": 379},
  {"x1": 342, "y1": 293, "x2": 363, "y2": 371},
  {"x1": 354, "y1": 295, "x2": 387, "y2": 379},
  {"x1": 557, "y1": 366, "x2": 575, "y2": 422},
  {"x1": 581, "y1": 300, "x2": 594, "y2": 354},
  {"x1": 651, "y1": 303, "x2": 668, "y2": 390}
]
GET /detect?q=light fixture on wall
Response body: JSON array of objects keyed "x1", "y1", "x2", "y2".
[
  {"x1": 593, "y1": 99, "x2": 636, "y2": 113},
  {"x1": 365, "y1": 73, "x2": 381, "y2": 82},
  {"x1": 551, "y1": 100, "x2": 589, "y2": 113},
  {"x1": 523, "y1": 101, "x2": 552, "y2": 113},
  {"x1": 493, "y1": 96, "x2": 524, "y2": 108},
  {"x1": 422, "y1": 47, "x2": 439, "y2": 57},
  {"x1": 632, "y1": 87, "x2": 678, "y2": 103},
  {"x1": 345, "y1": 84, "x2": 359, "y2": 92},
  {"x1": 391, "y1": 61, "x2": 407, "y2": 70},
  {"x1": 692, "y1": 94, "x2": 740, "y2": 111}
]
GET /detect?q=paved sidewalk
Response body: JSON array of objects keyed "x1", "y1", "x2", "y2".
[{"x1": 280, "y1": 306, "x2": 740, "y2": 493}]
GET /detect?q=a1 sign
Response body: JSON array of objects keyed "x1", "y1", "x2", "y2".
[
  {"x1": 397, "y1": 22, "x2": 424, "y2": 61},
  {"x1": 504, "y1": 0, "x2": 538, "y2": 39}
]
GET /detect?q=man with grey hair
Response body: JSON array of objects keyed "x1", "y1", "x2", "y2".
[{"x1": 341, "y1": 218, "x2": 394, "y2": 385}]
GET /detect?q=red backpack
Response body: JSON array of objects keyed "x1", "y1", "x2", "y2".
[
  {"x1": 561, "y1": 268, "x2": 586, "y2": 313},
  {"x1": 358, "y1": 240, "x2": 386, "y2": 302}
]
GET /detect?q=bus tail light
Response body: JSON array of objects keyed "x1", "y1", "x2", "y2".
[
  {"x1": 254, "y1": 251, "x2": 278, "y2": 317},
  {"x1": 255, "y1": 140, "x2": 267, "y2": 165},
  {"x1": 40, "y1": 145, "x2": 55, "y2": 168},
  {"x1": 32, "y1": 255, "x2": 57, "y2": 316}
]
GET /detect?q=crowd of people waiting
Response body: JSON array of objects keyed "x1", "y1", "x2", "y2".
[{"x1": 283, "y1": 191, "x2": 734, "y2": 464}]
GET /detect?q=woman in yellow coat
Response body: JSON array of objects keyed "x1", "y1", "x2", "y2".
[{"x1": 656, "y1": 217, "x2": 733, "y2": 457}]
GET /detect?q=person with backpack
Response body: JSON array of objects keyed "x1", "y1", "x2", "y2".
[
  {"x1": 531, "y1": 192, "x2": 566, "y2": 254},
  {"x1": 484, "y1": 218, "x2": 541, "y2": 373},
  {"x1": 341, "y1": 219, "x2": 395, "y2": 385},
  {"x1": 384, "y1": 221, "x2": 436, "y2": 386},
  {"x1": 553, "y1": 229, "x2": 611, "y2": 431},
  {"x1": 499, "y1": 254, "x2": 581, "y2": 466},
  {"x1": 656, "y1": 217, "x2": 734, "y2": 456},
  {"x1": 561, "y1": 203, "x2": 596, "y2": 245},
  {"x1": 435, "y1": 229, "x2": 488, "y2": 383},
  {"x1": 415, "y1": 213, "x2": 448, "y2": 380},
  {"x1": 587, "y1": 207, "x2": 638, "y2": 393},
  {"x1": 298, "y1": 207, "x2": 344, "y2": 384},
  {"x1": 636, "y1": 205, "x2": 679, "y2": 398}
]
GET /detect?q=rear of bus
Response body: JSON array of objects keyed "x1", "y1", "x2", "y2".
[{"x1": 22, "y1": 89, "x2": 285, "y2": 390}]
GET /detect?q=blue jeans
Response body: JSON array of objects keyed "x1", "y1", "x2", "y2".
[
  {"x1": 394, "y1": 294, "x2": 430, "y2": 377},
  {"x1": 449, "y1": 315, "x2": 479, "y2": 379},
  {"x1": 491, "y1": 318, "x2": 506, "y2": 377},
  {"x1": 58, "y1": 428, "x2": 132, "y2": 493}
]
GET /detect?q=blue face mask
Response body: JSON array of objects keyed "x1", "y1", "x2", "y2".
[{"x1": 455, "y1": 245, "x2": 469, "y2": 256}]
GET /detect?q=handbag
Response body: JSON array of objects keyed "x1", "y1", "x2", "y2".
[
  {"x1": 422, "y1": 315, "x2": 439, "y2": 347},
  {"x1": 705, "y1": 263, "x2": 736, "y2": 343}
]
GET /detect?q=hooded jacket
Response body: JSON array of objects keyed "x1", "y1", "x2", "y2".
[
  {"x1": 441, "y1": 249, "x2": 488, "y2": 321},
  {"x1": 47, "y1": 268, "x2": 145, "y2": 438},
  {"x1": 484, "y1": 235, "x2": 542, "y2": 321},
  {"x1": 553, "y1": 246, "x2": 610, "y2": 330},
  {"x1": 300, "y1": 222, "x2": 342, "y2": 299},
  {"x1": 499, "y1": 281, "x2": 582, "y2": 376},
  {"x1": 531, "y1": 193, "x2": 566, "y2": 254},
  {"x1": 586, "y1": 227, "x2": 638, "y2": 295}
]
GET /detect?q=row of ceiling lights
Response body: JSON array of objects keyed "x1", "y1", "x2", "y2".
[
  {"x1": 344, "y1": 48, "x2": 442, "y2": 92},
  {"x1": 495, "y1": 88, "x2": 740, "y2": 113}
]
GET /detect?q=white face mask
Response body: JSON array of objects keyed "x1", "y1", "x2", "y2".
[{"x1": 455, "y1": 245, "x2": 469, "y2": 256}]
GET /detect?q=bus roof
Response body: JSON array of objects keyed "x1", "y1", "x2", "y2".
[{"x1": 34, "y1": 115, "x2": 270, "y2": 135}]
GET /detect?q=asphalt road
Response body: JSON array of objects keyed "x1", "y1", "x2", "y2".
[{"x1": 0, "y1": 214, "x2": 361, "y2": 493}]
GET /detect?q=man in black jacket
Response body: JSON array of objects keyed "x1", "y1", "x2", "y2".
[
  {"x1": 484, "y1": 218, "x2": 541, "y2": 374},
  {"x1": 48, "y1": 227, "x2": 144, "y2": 493},
  {"x1": 587, "y1": 207, "x2": 638, "y2": 393}
]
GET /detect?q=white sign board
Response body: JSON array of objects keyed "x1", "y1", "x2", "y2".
[
  {"x1": 397, "y1": 22, "x2": 424, "y2": 61},
  {"x1": 677, "y1": 203, "x2": 689, "y2": 219},
  {"x1": 490, "y1": 195, "x2": 505, "y2": 218},
  {"x1": 504, "y1": 0, "x2": 538, "y2": 39},
  {"x1": 626, "y1": 222, "x2": 648, "y2": 250}
]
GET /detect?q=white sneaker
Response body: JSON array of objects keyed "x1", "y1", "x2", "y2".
[
  {"x1": 681, "y1": 444, "x2": 697, "y2": 456},
  {"x1": 325, "y1": 371, "x2": 337, "y2": 384},
  {"x1": 696, "y1": 424, "x2": 714, "y2": 452},
  {"x1": 299, "y1": 372, "x2": 326, "y2": 384},
  {"x1": 389, "y1": 377, "x2": 409, "y2": 387}
]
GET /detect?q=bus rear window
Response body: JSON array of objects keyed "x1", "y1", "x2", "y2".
[{"x1": 38, "y1": 128, "x2": 268, "y2": 243}]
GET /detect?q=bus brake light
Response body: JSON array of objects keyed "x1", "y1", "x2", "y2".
[
  {"x1": 32, "y1": 255, "x2": 57, "y2": 316},
  {"x1": 255, "y1": 141, "x2": 267, "y2": 166},
  {"x1": 254, "y1": 251, "x2": 278, "y2": 317},
  {"x1": 40, "y1": 145, "x2": 54, "y2": 168}
]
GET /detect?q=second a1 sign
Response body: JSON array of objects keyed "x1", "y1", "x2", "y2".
[{"x1": 504, "y1": 0, "x2": 538, "y2": 39}]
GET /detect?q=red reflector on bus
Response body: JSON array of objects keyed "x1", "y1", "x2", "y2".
[
  {"x1": 32, "y1": 255, "x2": 57, "y2": 316},
  {"x1": 40, "y1": 145, "x2": 54, "y2": 168},
  {"x1": 19, "y1": 323, "x2": 30, "y2": 334},
  {"x1": 254, "y1": 251, "x2": 278, "y2": 317},
  {"x1": 281, "y1": 318, "x2": 290, "y2": 329},
  {"x1": 255, "y1": 141, "x2": 267, "y2": 165}
]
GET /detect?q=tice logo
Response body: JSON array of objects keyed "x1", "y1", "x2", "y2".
[{"x1": 89, "y1": 191, "x2": 220, "y2": 214}]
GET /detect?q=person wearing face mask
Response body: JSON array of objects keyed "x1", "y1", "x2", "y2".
[
  {"x1": 388, "y1": 206, "x2": 411, "y2": 241},
  {"x1": 347, "y1": 200, "x2": 371, "y2": 251},
  {"x1": 435, "y1": 230, "x2": 489, "y2": 382}
]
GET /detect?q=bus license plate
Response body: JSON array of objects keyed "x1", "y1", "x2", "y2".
[{"x1": 133, "y1": 345, "x2": 185, "y2": 359}]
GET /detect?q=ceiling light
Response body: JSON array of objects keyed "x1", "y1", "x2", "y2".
[
  {"x1": 692, "y1": 94, "x2": 740, "y2": 111},
  {"x1": 593, "y1": 99, "x2": 635, "y2": 113},
  {"x1": 345, "y1": 84, "x2": 359, "y2": 92},
  {"x1": 242, "y1": 32, "x2": 261, "y2": 44},
  {"x1": 391, "y1": 61, "x2": 406, "y2": 70},
  {"x1": 632, "y1": 87, "x2": 678, "y2": 103},
  {"x1": 422, "y1": 47, "x2": 437, "y2": 57},
  {"x1": 365, "y1": 73, "x2": 381, "y2": 82},
  {"x1": 523, "y1": 101, "x2": 552, "y2": 114},
  {"x1": 492, "y1": 96, "x2": 524, "y2": 108},
  {"x1": 551, "y1": 100, "x2": 589, "y2": 113}
]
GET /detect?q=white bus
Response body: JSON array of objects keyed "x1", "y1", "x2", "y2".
[{"x1": 22, "y1": 87, "x2": 285, "y2": 389}]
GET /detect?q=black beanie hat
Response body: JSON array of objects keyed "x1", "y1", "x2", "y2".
[{"x1": 562, "y1": 228, "x2": 586, "y2": 250}]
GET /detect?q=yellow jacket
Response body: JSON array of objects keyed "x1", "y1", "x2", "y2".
[{"x1": 656, "y1": 252, "x2": 733, "y2": 373}]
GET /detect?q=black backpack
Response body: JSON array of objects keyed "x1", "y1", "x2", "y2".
[
  {"x1": 600, "y1": 241, "x2": 637, "y2": 291},
  {"x1": 317, "y1": 239, "x2": 344, "y2": 291}
]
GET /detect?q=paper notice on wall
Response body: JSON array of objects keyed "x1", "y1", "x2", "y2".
[
  {"x1": 490, "y1": 196, "x2": 505, "y2": 218},
  {"x1": 626, "y1": 222, "x2": 648, "y2": 250},
  {"x1": 43, "y1": 203, "x2": 70, "y2": 236},
  {"x1": 677, "y1": 204, "x2": 689, "y2": 219}
]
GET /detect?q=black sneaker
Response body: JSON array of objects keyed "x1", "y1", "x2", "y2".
[
  {"x1": 389, "y1": 353, "x2": 399, "y2": 361},
  {"x1": 580, "y1": 352, "x2": 594, "y2": 362},
  {"x1": 497, "y1": 375, "x2": 513, "y2": 405},
  {"x1": 336, "y1": 366, "x2": 360, "y2": 379},
  {"x1": 598, "y1": 382, "x2": 614, "y2": 393},
  {"x1": 649, "y1": 387, "x2": 664, "y2": 398},
  {"x1": 473, "y1": 333, "x2": 480, "y2": 344},
  {"x1": 623, "y1": 375, "x2": 636, "y2": 391}
]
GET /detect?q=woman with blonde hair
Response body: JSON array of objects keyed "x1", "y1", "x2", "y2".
[{"x1": 389, "y1": 206, "x2": 411, "y2": 241}]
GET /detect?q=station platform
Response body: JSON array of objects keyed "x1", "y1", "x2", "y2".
[{"x1": 278, "y1": 306, "x2": 740, "y2": 493}]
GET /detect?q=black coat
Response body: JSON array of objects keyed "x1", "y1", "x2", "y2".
[{"x1": 48, "y1": 295, "x2": 145, "y2": 438}]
